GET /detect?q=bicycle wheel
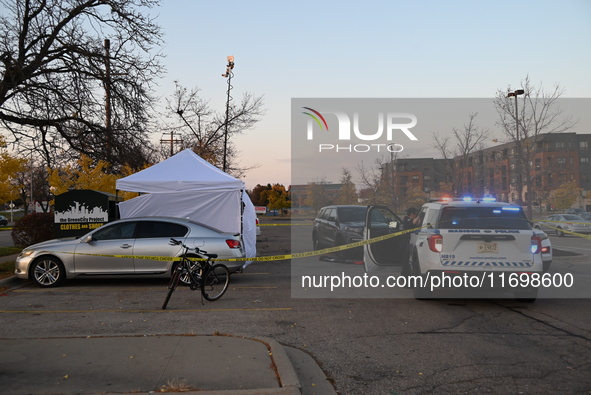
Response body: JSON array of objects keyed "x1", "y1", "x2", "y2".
[
  {"x1": 162, "y1": 265, "x2": 182, "y2": 309},
  {"x1": 201, "y1": 264, "x2": 230, "y2": 301}
]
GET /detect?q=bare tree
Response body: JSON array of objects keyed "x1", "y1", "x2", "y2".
[
  {"x1": 494, "y1": 76, "x2": 575, "y2": 218},
  {"x1": 432, "y1": 113, "x2": 489, "y2": 196},
  {"x1": 356, "y1": 157, "x2": 393, "y2": 208},
  {"x1": 0, "y1": 0, "x2": 164, "y2": 170},
  {"x1": 164, "y1": 81, "x2": 264, "y2": 177},
  {"x1": 337, "y1": 168, "x2": 358, "y2": 204}
]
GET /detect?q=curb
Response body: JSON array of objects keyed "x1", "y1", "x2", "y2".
[{"x1": 0, "y1": 334, "x2": 306, "y2": 395}]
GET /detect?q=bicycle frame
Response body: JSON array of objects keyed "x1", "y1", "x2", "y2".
[{"x1": 162, "y1": 238, "x2": 230, "y2": 309}]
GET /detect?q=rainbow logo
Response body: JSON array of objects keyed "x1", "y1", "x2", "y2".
[{"x1": 302, "y1": 107, "x2": 329, "y2": 131}]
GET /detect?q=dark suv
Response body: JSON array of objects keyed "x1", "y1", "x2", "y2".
[{"x1": 312, "y1": 205, "x2": 367, "y2": 250}]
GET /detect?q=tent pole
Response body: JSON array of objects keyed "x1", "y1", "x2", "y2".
[{"x1": 115, "y1": 189, "x2": 120, "y2": 219}]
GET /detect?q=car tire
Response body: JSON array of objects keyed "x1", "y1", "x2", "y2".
[
  {"x1": 410, "y1": 251, "x2": 421, "y2": 276},
  {"x1": 514, "y1": 287, "x2": 538, "y2": 303},
  {"x1": 556, "y1": 228, "x2": 564, "y2": 237},
  {"x1": 178, "y1": 254, "x2": 203, "y2": 285},
  {"x1": 409, "y1": 252, "x2": 433, "y2": 300},
  {"x1": 312, "y1": 232, "x2": 320, "y2": 250},
  {"x1": 413, "y1": 278, "x2": 433, "y2": 300},
  {"x1": 30, "y1": 256, "x2": 66, "y2": 287}
]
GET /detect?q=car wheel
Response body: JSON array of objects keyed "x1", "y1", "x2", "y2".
[
  {"x1": 514, "y1": 287, "x2": 538, "y2": 303},
  {"x1": 410, "y1": 252, "x2": 433, "y2": 300},
  {"x1": 556, "y1": 228, "x2": 564, "y2": 237},
  {"x1": 410, "y1": 251, "x2": 421, "y2": 276},
  {"x1": 31, "y1": 257, "x2": 65, "y2": 287},
  {"x1": 178, "y1": 254, "x2": 203, "y2": 285},
  {"x1": 312, "y1": 232, "x2": 320, "y2": 250}
]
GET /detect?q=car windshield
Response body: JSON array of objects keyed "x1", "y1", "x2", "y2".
[
  {"x1": 338, "y1": 207, "x2": 367, "y2": 223},
  {"x1": 438, "y1": 206, "x2": 531, "y2": 230}
]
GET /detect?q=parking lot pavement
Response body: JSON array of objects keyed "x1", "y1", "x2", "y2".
[{"x1": 0, "y1": 333, "x2": 336, "y2": 395}]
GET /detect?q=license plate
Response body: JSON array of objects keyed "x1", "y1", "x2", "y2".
[{"x1": 478, "y1": 242, "x2": 498, "y2": 253}]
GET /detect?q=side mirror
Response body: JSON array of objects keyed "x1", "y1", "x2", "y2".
[{"x1": 82, "y1": 235, "x2": 94, "y2": 243}]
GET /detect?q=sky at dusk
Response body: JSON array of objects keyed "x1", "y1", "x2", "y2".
[
  {"x1": 149, "y1": 1, "x2": 591, "y2": 189},
  {"x1": 8, "y1": 0, "x2": 587, "y2": 189}
]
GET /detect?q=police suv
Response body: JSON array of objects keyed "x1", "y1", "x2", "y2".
[{"x1": 363, "y1": 198, "x2": 551, "y2": 301}]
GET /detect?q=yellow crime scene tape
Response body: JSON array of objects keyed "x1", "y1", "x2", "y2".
[
  {"x1": 45, "y1": 219, "x2": 590, "y2": 263},
  {"x1": 50, "y1": 226, "x2": 423, "y2": 263},
  {"x1": 535, "y1": 221, "x2": 591, "y2": 241},
  {"x1": 258, "y1": 223, "x2": 308, "y2": 226}
]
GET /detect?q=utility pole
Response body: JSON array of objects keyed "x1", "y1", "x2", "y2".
[
  {"x1": 104, "y1": 38, "x2": 113, "y2": 164},
  {"x1": 160, "y1": 131, "x2": 183, "y2": 157},
  {"x1": 104, "y1": 39, "x2": 112, "y2": 132}
]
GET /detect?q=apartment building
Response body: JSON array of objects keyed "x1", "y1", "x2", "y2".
[{"x1": 453, "y1": 133, "x2": 591, "y2": 210}]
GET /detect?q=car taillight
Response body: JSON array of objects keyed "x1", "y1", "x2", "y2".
[
  {"x1": 428, "y1": 234, "x2": 443, "y2": 253},
  {"x1": 256, "y1": 218, "x2": 260, "y2": 225},
  {"x1": 226, "y1": 239, "x2": 241, "y2": 249},
  {"x1": 541, "y1": 245, "x2": 551, "y2": 254},
  {"x1": 530, "y1": 236, "x2": 542, "y2": 254}
]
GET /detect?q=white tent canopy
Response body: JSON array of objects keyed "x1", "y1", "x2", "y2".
[
  {"x1": 116, "y1": 149, "x2": 243, "y2": 193},
  {"x1": 115, "y1": 149, "x2": 256, "y2": 264}
]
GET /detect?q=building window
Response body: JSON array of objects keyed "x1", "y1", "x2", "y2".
[
  {"x1": 580, "y1": 141, "x2": 589, "y2": 150},
  {"x1": 581, "y1": 157, "x2": 590, "y2": 164},
  {"x1": 556, "y1": 142, "x2": 565, "y2": 149},
  {"x1": 412, "y1": 175, "x2": 419, "y2": 182},
  {"x1": 558, "y1": 157, "x2": 566, "y2": 164}
]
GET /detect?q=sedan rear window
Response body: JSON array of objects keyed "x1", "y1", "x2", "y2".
[{"x1": 438, "y1": 206, "x2": 531, "y2": 230}]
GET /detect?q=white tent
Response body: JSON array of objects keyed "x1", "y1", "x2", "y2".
[{"x1": 115, "y1": 149, "x2": 256, "y2": 264}]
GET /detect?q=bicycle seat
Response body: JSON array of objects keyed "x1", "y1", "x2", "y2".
[{"x1": 204, "y1": 253, "x2": 218, "y2": 259}]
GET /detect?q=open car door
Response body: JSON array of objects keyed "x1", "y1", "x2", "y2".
[{"x1": 364, "y1": 206, "x2": 407, "y2": 273}]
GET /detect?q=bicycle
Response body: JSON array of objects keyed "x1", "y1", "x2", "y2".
[{"x1": 162, "y1": 238, "x2": 231, "y2": 310}]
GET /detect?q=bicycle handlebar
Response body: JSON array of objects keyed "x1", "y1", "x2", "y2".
[{"x1": 169, "y1": 238, "x2": 218, "y2": 259}]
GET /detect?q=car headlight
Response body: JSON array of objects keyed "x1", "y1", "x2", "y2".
[{"x1": 18, "y1": 250, "x2": 35, "y2": 259}]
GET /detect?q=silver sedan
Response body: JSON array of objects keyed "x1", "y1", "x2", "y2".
[
  {"x1": 534, "y1": 214, "x2": 591, "y2": 237},
  {"x1": 15, "y1": 217, "x2": 245, "y2": 287}
]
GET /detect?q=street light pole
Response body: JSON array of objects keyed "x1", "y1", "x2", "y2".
[
  {"x1": 508, "y1": 89, "x2": 525, "y2": 207},
  {"x1": 221, "y1": 56, "x2": 235, "y2": 172},
  {"x1": 507, "y1": 89, "x2": 524, "y2": 140}
]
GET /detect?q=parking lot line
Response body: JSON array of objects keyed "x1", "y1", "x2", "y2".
[
  {"x1": 231, "y1": 286, "x2": 277, "y2": 289},
  {"x1": 0, "y1": 307, "x2": 293, "y2": 314},
  {"x1": 13, "y1": 288, "x2": 162, "y2": 292}
]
